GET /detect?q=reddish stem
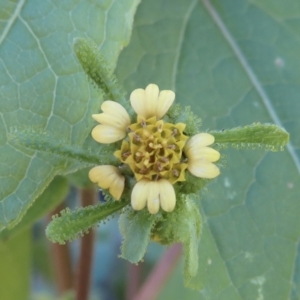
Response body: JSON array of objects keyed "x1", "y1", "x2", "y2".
[
  {"x1": 75, "y1": 188, "x2": 96, "y2": 300},
  {"x1": 126, "y1": 262, "x2": 143, "y2": 300},
  {"x1": 49, "y1": 203, "x2": 73, "y2": 295},
  {"x1": 133, "y1": 243, "x2": 182, "y2": 300}
]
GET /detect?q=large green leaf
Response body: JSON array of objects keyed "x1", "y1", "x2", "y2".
[
  {"x1": 0, "y1": 175, "x2": 69, "y2": 240},
  {"x1": 116, "y1": 0, "x2": 300, "y2": 298},
  {"x1": 0, "y1": 0, "x2": 140, "y2": 230}
]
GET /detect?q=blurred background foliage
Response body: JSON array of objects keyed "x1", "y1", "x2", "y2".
[{"x1": 0, "y1": 0, "x2": 300, "y2": 299}]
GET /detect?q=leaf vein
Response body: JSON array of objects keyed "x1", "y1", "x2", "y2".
[
  {"x1": 98, "y1": 0, "x2": 116, "y2": 50},
  {"x1": 18, "y1": 15, "x2": 58, "y2": 129},
  {"x1": 0, "y1": 0, "x2": 26, "y2": 47},
  {"x1": 206, "y1": 219, "x2": 243, "y2": 298},
  {"x1": 172, "y1": 0, "x2": 197, "y2": 91},
  {"x1": 202, "y1": 0, "x2": 300, "y2": 175}
]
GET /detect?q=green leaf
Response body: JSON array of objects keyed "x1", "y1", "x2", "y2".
[
  {"x1": 120, "y1": 210, "x2": 157, "y2": 263},
  {"x1": 158, "y1": 222, "x2": 242, "y2": 300},
  {"x1": 46, "y1": 200, "x2": 129, "y2": 244},
  {"x1": 211, "y1": 123, "x2": 289, "y2": 151},
  {"x1": 0, "y1": 229, "x2": 31, "y2": 300},
  {"x1": 0, "y1": 0, "x2": 140, "y2": 230},
  {"x1": 151, "y1": 197, "x2": 202, "y2": 285},
  {"x1": 116, "y1": 0, "x2": 300, "y2": 298},
  {"x1": 66, "y1": 166, "x2": 94, "y2": 188},
  {"x1": 181, "y1": 202, "x2": 202, "y2": 286},
  {"x1": 74, "y1": 37, "x2": 126, "y2": 103},
  {"x1": 8, "y1": 126, "x2": 117, "y2": 166},
  {"x1": 0, "y1": 176, "x2": 69, "y2": 241}
]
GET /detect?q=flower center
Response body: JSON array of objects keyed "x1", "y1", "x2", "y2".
[{"x1": 115, "y1": 116, "x2": 189, "y2": 183}]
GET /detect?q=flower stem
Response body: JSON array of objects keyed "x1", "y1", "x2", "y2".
[
  {"x1": 75, "y1": 188, "x2": 96, "y2": 300},
  {"x1": 126, "y1": 262, "x2": 143, "y2": 300},
  {"x1": 49, "y1": 203, "x2": 73, "y2": 295},
  {"x1": 133, "y1": 243, "x2": 182, "y2": 300}
]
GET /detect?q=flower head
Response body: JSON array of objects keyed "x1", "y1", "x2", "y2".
[{"x1": 90, "y1": 84, "x2": 220, "y2": 213}]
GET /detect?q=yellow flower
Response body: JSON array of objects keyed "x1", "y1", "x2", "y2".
[
  {"x1": 131, "y1": 179, "x2": 176, "y2": 214},
  {"x1": 89, "y1": 165, "x2": 125, "y2": 200},
  {"x1": 92, "y1": 100, "x2": 130, "y2": 143},
  {"x1": 90, "y1": 84, "x2": 220, "y2": 213},
  {"x1": 184, "y1": 133, "x2": 220, "y2": 178},
  {"x1": 130, "y1": 84, "x2": 175, "y2": 119}
]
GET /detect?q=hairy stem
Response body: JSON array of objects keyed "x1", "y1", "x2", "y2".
[
  {"x1": 49, "y1": 203, "x2": 73, "y2": 295},
  {"x1": 75, "y1": 188, "x2": 97, "y2": 300}
]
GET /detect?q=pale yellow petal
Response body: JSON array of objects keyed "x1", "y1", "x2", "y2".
[
  {"x1": 130, "y1": 84, "x2": 176, "y2": 120},
  {"x1": 92, "y1": 124, "x2": 126, "y2": 143},
  {"x1": 147, "y1": 181, "x2": 160, "y2": 214},
  {"x1": 184, "y1": 133, "x2": 215, "y2": 153},
  {"x1": 92, "y1": 113, "x2": 102, "y2": 123},
  {"x1": 186, "y1": 146, "x2": 220, "y2": 162},
  {"x1": 88, "y1": 166, "x2": 103, "y2": 183},
  {"x1": 101, "y1": 101, "x2": 130, "y2": 126},
  {"x1": 156, "y1": 90, "x2": 175, "y2": 119},
  {"x1": 89, "y1": 165, "x2": 125, "y2": 199},
  {"x1": 89, "y1": 165, "x2": 116, "y2": 183},
  {"x1": 92, "y1": 113, "x2": 127, "y2": 129},
  {"x1": 158, "y1": 179, "x2": 176, "y2": 212},
  {"x1": 188, "y1": 161, "x2": 220, "y2": 179},
  {"x1": 131, "y1": 179, "x2": 149, "y2": 210},
  {"x1": 145, "y1": 84, "x2": 159, "y2": 118},
  {"x1": 109, "y1": 174, "x2": 125, "y2": 200},
  {"x1": 130, "y1": 88, "x2": 147, "y2": 117},
  {"x1": 102, "y1": 173, "x2": 123, "y2": 189}
]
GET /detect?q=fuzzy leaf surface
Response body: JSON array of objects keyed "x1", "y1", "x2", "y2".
[
  {"x1": 46, "y1": 200, "x2": 128, "y2": 244},
  {"x1": 120, "y1": 210, "x2": 157, "y2": 263}
]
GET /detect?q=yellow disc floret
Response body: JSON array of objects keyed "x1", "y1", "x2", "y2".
[{"x1": 114, "y1": 116, "x2": 188, "y2": 184}]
